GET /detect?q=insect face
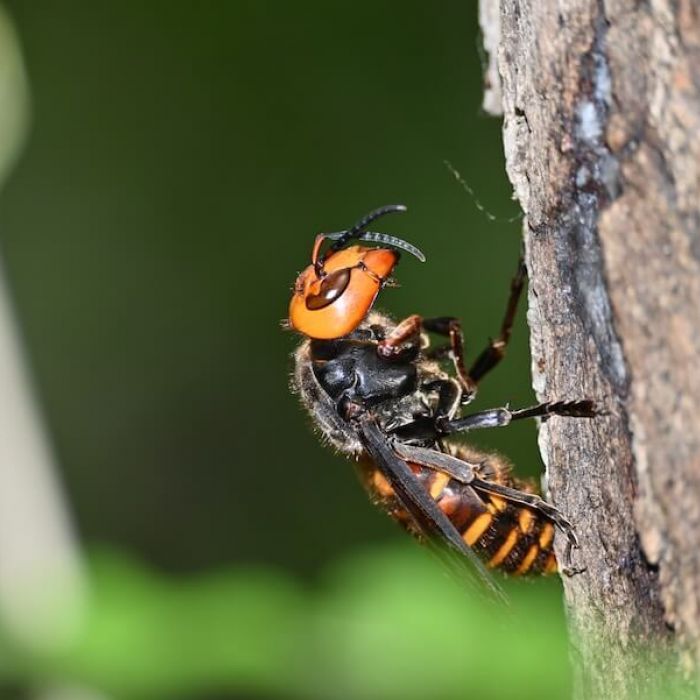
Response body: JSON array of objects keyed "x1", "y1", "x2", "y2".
[
  {"x1": 287, "y1": 204, "x2": 425, "y2": 340},
  {"x1": 288, "y1": 245, "x2": 398, "y2": 340}
]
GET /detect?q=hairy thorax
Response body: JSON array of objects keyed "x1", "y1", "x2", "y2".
[{"x1": 291, "y1": 311, "x2": 448, "y2": 456}]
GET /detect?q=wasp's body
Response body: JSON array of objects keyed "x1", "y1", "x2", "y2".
[{"x1": 288, "y1": 205, "x2": 595, "y2": 595}]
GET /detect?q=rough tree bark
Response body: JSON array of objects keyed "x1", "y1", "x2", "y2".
[{"x1": 480, "y1": 1, "x2": 700, "y2": 698}]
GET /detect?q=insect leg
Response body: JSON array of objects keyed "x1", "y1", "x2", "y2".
[
  {"x1": 391, "y1": 400, "x2": 596, "y2": 442},
  {"x1": 422, "y1": 377, "x2": 462, "y2": 420},
  {"x1": 424, "y1": 344, "x2": 451, "y2": 361},
  {"x1": 376, "y1": 314, "x2": 422, "y2": 356},
  {"x1": 420, "y1": 316, "x2": 477, "y2": 401},
  {"x1": 385, "y1": 378, "x2": 462, "y2": 441},
  {"x1": 438, "y1": 400, "x2": 597, "y2": 435},
  {"x1": 467, "y1": 258, "x2": 526, "y2": 384},
  {"x1": 392, "y1": 442, "x2": 477, "y2": 484}
]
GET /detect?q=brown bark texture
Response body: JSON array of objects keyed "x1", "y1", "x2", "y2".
[{"x1": 480, "y1": 0, "x2": 700, "y2": 697}]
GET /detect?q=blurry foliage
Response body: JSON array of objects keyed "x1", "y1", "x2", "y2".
[
  {"x1": 0, "y1": 547, "x2": 686, "y2": 700},
  {"x1": 0, "y1": 544, "x2": 575, "y2": 700}
]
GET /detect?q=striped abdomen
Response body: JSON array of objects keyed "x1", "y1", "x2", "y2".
[{"x1": 357, "y1": 442, "x2": 558, "y2": 576}]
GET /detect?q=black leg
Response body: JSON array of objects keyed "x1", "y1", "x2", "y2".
[
  {"x1": 421, "y1": 316, "x2": 477, "y2": 401},
  {"x1": 423, "y1": 378, "x2": 462, "y2": 420},
  {"x1": 438, "y1": 400, "x2": 597, "y2": 436},
  {"x1": 389, "y1": 379, "x2": 462, "y2": 439},
  {"x1": 424, "y1": 344, "x2": 451, "y2": 361},
  {"x1": 392, "y1": 442, "x2": 477, "y2": 484},
  {"x1": 390, "y1": 399, "x2": 596, "y2": 442},
  {"x1": 470, "y1": 476, "x2": 578, "y2": 554},
  {"x1": 468, "y1": 258, "x2": 526, "y2": 384}
]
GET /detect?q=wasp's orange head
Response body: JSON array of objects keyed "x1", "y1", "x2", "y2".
[{"x1": 288, "y1": 205, "x2": 425, "y2": 340}]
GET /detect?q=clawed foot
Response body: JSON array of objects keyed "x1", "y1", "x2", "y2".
[{"x1": 561, "y1": 538, "x2": 587, "y2": 577}]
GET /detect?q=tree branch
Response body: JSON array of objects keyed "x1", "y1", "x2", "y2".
[{"x1": 482, "y1": 0, "x2": 700, "y2": 696}]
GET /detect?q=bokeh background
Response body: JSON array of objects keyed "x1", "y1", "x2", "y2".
[{"x1": 0, "y1": 3, "x2": 571, "y2": 699}]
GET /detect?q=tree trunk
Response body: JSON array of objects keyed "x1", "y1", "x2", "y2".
[{"x1": 480, "y1": 1, "x2": 700, "y2": 697}]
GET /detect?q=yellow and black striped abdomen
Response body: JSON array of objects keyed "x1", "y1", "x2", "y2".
[
  {"x1": 357, "y1": 442, "x2": 558, "y2": 576},
  {"x1": 448, "y1": 443, "x2": 558, "y2": 575}
]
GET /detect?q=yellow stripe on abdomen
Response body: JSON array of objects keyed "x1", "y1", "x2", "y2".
[
  {"x1": 429, "y1": 471, "x2": 450, "y2": 499},
  {"x1": 487, "y1": 495, "x2": 507, "y2": 513},
  {"x1": 488, "y1": 527, "x2": 520, "y2": 568},
  {"x1": 539, "y1": 522, "x2": 555, "y2": 550},
  {"x1": 515, "y1": 544, "x2": 540, "y2": 575},
  {"x1": 463, "y1": 513, "x2": 492, "y2": 546},
  {"x1": 518, "y1": 509, "x2": 534, "y2": 534}
]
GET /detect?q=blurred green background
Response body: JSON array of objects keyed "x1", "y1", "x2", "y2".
[{"x1": 0, "y1": 2, "x2": 570, "y2": 699}]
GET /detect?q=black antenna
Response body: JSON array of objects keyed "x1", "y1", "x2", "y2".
[
  {"x1": 348, "y1": 204, "x2": 407, "y2": 237},
  {"x1": 329, "y1": 204, "x2": 407, "y2": 251},
  {"x1": 321, "y1": 203, "x2": 425, "y2": 262},
  {"x1": 325, "y1": 230, "x2": 426, "y2": 262}
]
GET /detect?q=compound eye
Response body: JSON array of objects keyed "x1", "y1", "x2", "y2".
[{"x1": 305, "y1": 267, "x2": 352, "y2": 310}]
